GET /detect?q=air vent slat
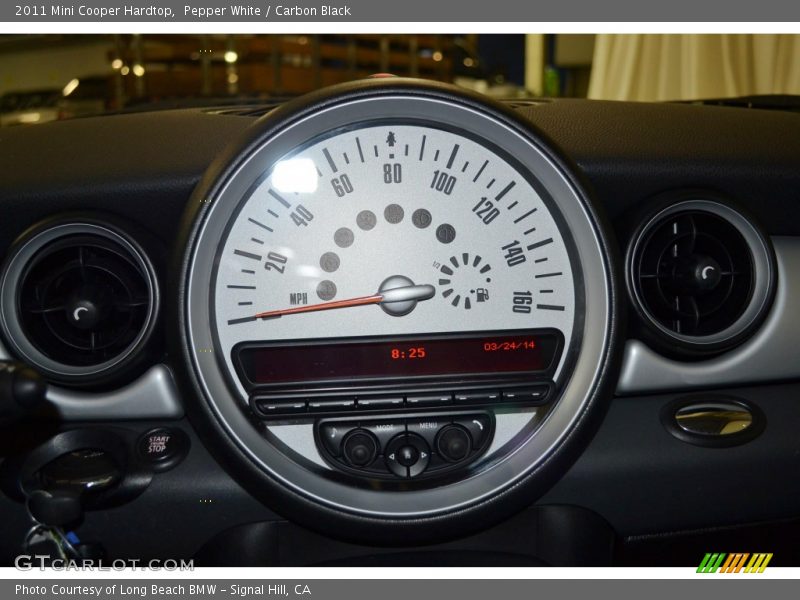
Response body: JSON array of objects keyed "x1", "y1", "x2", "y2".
[
  {"x1": 18, "y1": 233, "x2": 154, "y2": 367},
  {"x1": 635, "y1": 211, "x2": 753, "y2": 337}
]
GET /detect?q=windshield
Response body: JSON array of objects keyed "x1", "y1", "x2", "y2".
[{"x1": 2, "y1": 33, "x2": 799, "y2": 125}]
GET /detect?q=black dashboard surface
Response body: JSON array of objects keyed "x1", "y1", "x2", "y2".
[{"x1": 2, "y1": 99, "x2": 800, "y2": 257}]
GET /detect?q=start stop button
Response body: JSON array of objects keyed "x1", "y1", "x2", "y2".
[{"x1": 137, "y1": 427, "x2": 189, "y2": 471}]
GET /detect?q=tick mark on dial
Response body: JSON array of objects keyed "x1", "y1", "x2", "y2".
[
  {"x1": 234, "y1": 249, "x2": 262, "y2": 261},
  {"x1": 537, "y1": 304, "x2": 565, "y2": 311},
  {"x1": 356, "y1": 137, "x2": 365, "y2": 162},
  {"x1": 446, "y1": 144, "x2": 460, "y2": 169},
  {"x1": 527, "y1": 237, "x2": 554, "y2": 251},
  {"x1": 322, "y1": 147, "x2": 338, "y2": 173},
  {"x1": 495, "y1": 181, "x2": 516, "y2": 201},
  {"x1": 473, "y1": 160, "x2": 488, "y2": 182},
  {"x1": 268, "y1": 189, "x2": 291, "y2": 208},
  {"x1": 514, "y1": 208, "x2": 538, "y2": 223},
  {"x1": 227, "y1": 316, "x2": 257, "y2": 325},
  {"x1": 248, "y1": 217, "x2": 273, "y2": 232}
]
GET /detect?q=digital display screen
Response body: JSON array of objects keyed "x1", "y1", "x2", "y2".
[{"x1": 236, "y1": 331, "x2": 560, "y2": 386}]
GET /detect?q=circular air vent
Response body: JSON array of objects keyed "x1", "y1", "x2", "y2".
[
  {"x1": 0, "y1": 221, "x2": 159, "y2": 383},
  {"x1": 627, "y1": 199, "x2": 775, "y2": 354}
]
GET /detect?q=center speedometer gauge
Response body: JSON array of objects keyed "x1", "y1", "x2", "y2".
[{"x1": 177, "y1": 79, "x2": 621, "y2": 543}]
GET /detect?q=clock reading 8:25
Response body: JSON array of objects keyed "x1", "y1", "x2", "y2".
[{"x1": 391, "y1": 347, "x2": 427, "y2": 360}]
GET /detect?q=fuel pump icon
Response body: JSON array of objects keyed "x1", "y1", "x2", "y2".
[{"x1": 438, "y1": 253, "x2": 493, "y2": 310}]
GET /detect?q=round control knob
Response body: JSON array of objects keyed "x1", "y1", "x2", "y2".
[
  {"x1": 436, "y1": 425, "x2": 472, "y2": 462},
  {"x1": 396, "y1": 444, "x2": 419, "y2": 467},
  {"x1": 385, "y1": 434, "x2": 431, "y2": 478},
  {"x1": 342, "y1": 430, "x2": 378, "y2": 467}
]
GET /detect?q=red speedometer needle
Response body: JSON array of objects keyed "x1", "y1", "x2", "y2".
[
  {"x1": 254, "y1": 293, "x2": 384, "y2": 319},
  {"x1": 254, "y1": 278, "x2": 435, "y2": 319}
]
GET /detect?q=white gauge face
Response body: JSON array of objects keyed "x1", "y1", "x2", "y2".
[{"x1": 213, "y1": 123, "x2": 578, "y2": 394}]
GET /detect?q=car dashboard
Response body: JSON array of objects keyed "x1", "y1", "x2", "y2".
[{"x1": 1, "y1": 79, "x2": 799, "y2": 567}]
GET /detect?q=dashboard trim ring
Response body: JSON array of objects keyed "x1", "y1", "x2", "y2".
[
  {"x1": 0, "y1": 216, "x2": 161, "y2": 384},
  {"x1": 625, "y1": 196, "x2": 776, "y2": 353}
]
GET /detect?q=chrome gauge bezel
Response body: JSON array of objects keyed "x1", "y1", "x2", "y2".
[{"x1": 179, "y1": 81, "x2": 618, "y2": 525}]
